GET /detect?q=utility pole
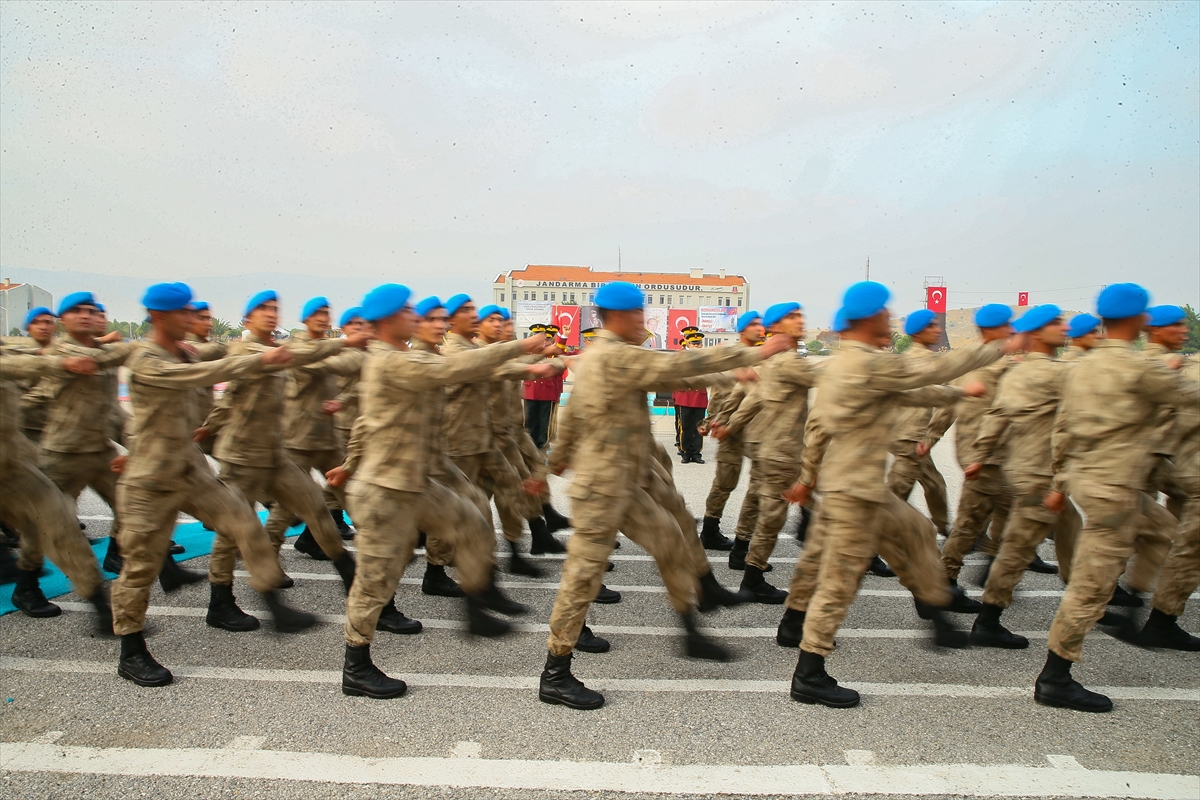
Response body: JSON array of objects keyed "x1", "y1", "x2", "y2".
[
  {"x1": 865, "y1": 224, "x2": 871, "y2": 280},
  {"x1": 618, "y1": 247, "x2": 622, "y2": 274}
]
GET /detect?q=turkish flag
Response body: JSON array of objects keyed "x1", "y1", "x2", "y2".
[
  {"x1": 926, "y1": 286, "x2": 947, "y2": 313},
  {"x1": 1018, "y1": 292, "x2": 1029, "y2": 307},
  {"x1": 552, "y1": 305, "x2": 581, "y2": 347},
  {"x1": 668, "y1": 309, "x2": 698, "y2": 350}
]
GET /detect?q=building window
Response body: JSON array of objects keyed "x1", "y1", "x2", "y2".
[
  {"x1": 500, "y1": 293, "x2": 505, "y2": 302},
  {"x1": 645, "y1": 294, "x2": 651, "y2": 305},
  {"x1": 659, "y1": 296, "x2": 665, "y2": 305},
  {"x1": 667, "y1": 296, "x2": 672, "y2": 305},
  {"x1": 737, "y1": 297, "x2": 742, "y2": 307},
  {"x1": 551, "y1": 292, "x2": 556, "y2": 301},
  {"x1": 543, "y1": 292, "x2": 549, "y2": 301},
  {"x1": 570, "y1": 292, "x2": 576, "y2": 303}
]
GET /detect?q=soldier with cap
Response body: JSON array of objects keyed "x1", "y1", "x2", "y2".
[
  {"x1": 329, "y1": 306, "x2": 369, "y2": 533},
  {"x1": 325, "y1": 284, "x2": 547, "y2": 700},
  {"x1": 184, "y1": 301, "x2": 226, "y2": 457},
  {"x1": 112, "y1": 282, "x2": 317, "y2": 687},
  {"x1": 672, "y1": 329, "x2": 710, "y2": 464},
  {"x1": 886, "y1": 309, "x2": 951, "y2": 537},
  {"x1": 13, "y1": 306, "x2": 58, "y2": 445},
  {"x1": 523, "y1": 323, "x2": 563, "y2": 450},
  {"x1": 696, "y1": 310, "x2": 763, "y2": 551},
  {"x1": 1060, "y1": 314, "x2": 1101, "y2": 362},
  {"x1": 536, "y1": 281, "x2": 791, "y2": 711},
  {"x1": 782, "y1": 281, "x2": 1020, "y2": 709}
]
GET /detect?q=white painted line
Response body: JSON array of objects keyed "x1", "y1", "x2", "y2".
[
  {"x1": 1, "y1": 741, "x2": 1196, "y2": 798},
  {"x1": 2, "y1": 657, "x2": 1196, "y2": 702}
]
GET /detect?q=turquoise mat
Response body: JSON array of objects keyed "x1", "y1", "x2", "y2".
[{"x1": 0, "y1": 511, "x2": 305, "y2": 616}]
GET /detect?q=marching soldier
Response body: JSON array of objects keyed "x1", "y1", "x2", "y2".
[
  {"x1": 14, "y1": 306, "x2": 58, "y2": 445},
  {"x1": 1060, "y1": 314, "x2": 1101, "y2": 361},
  {"x1": 184, "y1": 301, "x2": 226, "y2": 457}
]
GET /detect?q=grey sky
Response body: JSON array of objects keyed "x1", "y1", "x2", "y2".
[{"x1": 2, "y1": 1, "x2": 1197, "y2": 325}]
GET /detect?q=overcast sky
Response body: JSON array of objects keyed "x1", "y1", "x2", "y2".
[{"x1": 2, "y1": 1, "x2": 1197, "y2": 325}]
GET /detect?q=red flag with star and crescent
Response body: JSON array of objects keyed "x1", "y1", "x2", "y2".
[
  {"x1": 926, "y1": 286, "x2": 947, "y2": 313},
  {"x1": 1018, "y1": 292, "x2": 1029, "y2": 307}
]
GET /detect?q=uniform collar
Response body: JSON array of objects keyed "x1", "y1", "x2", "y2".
[
  {"x1": 1024, "y1": 351, "x2": 1052, "y2": 361},
  {"x1": 1093, "y1": 339, "x2": 1132, "y2": 350}
]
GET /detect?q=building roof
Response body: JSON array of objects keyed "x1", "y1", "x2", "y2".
[
  {"x1": 0, "y1": 280, "x2": 24, "y2": 291},
  {"x1": 494, "y1": 274, "x2": 506, "y2": 283},
  {"x1": 511, "y1": 265, "x2": 745, "y2": 286}
]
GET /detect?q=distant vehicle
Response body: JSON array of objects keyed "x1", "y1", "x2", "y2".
[{"x1": 798, "y1": 341, "x2": 808, "y2": 357}]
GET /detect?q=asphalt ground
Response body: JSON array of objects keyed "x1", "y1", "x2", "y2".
[{"x1": 2, "y1": 419, "x2": 1198, "y2": 799}]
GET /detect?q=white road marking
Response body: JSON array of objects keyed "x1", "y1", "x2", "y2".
[
  {"x1": 1, "y1": 741, "x2": 1196, "y2": 797},
  {"x1": 2, "y1": 657, "x2": 1196, "y2": 701}
]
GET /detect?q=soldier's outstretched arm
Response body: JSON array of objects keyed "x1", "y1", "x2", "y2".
[
  {"x1": 133, "y1": 349, "x2": 267, "y2": 391},
  {"x1": 895, "y1": 384, "x2": 964, "y2": 408},
  {"x1": 384, "y1": 338, "x2": 529, "y2": 389},
  {"x1": 874, "y1": 340, "x2": 1006, "y2": 392},
  {"x1": 616, "y1": 344, "x2": 765, "y2": 392}
]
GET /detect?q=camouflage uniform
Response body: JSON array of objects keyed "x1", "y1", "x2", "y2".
[
  {"x1": 798, "y1": 340, "x2": 1003, "y2": 657},
  {"x1": 886, "y1": 345, "x2": 951, "y2": 533},
  {"x1": 712, "y1": 380, "x2": 764, "y2": 542},
  {"x1": 1047, "y1": 340, "x2": 1200, "y2": 661},
  {"x1": 184, "y1": 333, "x2": 226, "y2": 455},
  {"x1": 341, "y1": 339, "x2": 525, "y2": 646},
  {"x1": 1151, "y1": 357, "x2": 1200, "y2": 617},
  {"x1": 700, "y1": 347, "x2": 751, "y2": 520},
  {"x1": 112, "y1": 343, "x2": 288, "y2": 634},
  {"x1": 546, "y1": 330, "x2": 763, "y2": 656}
]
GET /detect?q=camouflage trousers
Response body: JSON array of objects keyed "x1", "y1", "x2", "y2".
[
  {"x1": 425, "y1": 460, "x2": 493, "y2": 567},
  {"x1": 112, "y1": 466, "x2": 285, "y2": 635},
  {"x1": 1, "y1": 457, "x2": 102, "y2": 598},
  {"x1": 649, "y1": 454, "x2": 713, "y2": 581},
  {"x1": 262, "y1": 447, "x2": 348, "y2": 542},
  {"x1": 1121, "y1": 495, "x2": 1177, "y2": 594},
  {"x1": 547, "y1": 485, "x2": 695, "y2": 656},
  {"x1": 703, "y1": 431, "x2": 745, "y2": 520},
  {"x1": 1151, "y1": 477, "x2": 1199, "y2": 617},
  {"x1": 800, "y1": 491, "x2": 952, "y2": 657},
  {"x1": 478, "y1": 440, "x2": 541, "y2": 544},
  {"x1": 747, "y1": 458, "x2": 804, "y2": 571},
  {"x1": 343, "y1": 478, "x2": 495, "y2": 647},
  {"x1": 37, "y1": 447, "x2": 121, "y2": 567},
  {"x1": 941, "y1": 464, "x2": 1012, "y2": 580},
  {"x1": 981, "y1": 474, "x2": 1081, "y2": 608},
  {"x1": 216, "y1": 457, "x2": 346, "y2": 583},
  {"x1": 731, "y1": 441, "x2": 763, "y2": 542},
  {"x1": 886, "y1": 446, "x2": 950, "y2": 533}
]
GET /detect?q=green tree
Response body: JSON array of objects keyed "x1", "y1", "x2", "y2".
[
  {"x1": 210, "y1": 318, "x2": 243, "y2": 341},
  {"x1": 1183, "y1": 304, "x2": 1200, "y2": 354},
  {"x1": 8, "y1": 327, "x2": 20, "y2": 336},
  {"x1": 892, "y1": 333, "x2": 913, "y2": 353},
  {"x1": 806, "y1": 339, "x2": 826, "y2": 355},
  {"x1": 106, "y1": 319, "x2": 151, "y2": 338}
]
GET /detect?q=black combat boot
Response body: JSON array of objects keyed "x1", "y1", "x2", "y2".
[
  {"x1": 696, "y1": 570, "x2": 746, "y2": 613},
  {"x1": 293, "y1": 528, "x2": 330, "y2": 561},
  {"x1": 260, "y1": 590, "x2": 319, "y2": 633},
  {"x1": 1108, "y1": 585, "x2": 1143, "y2": 607},
  {"x1": 205, "y1": 583, "x2": 260, "y2": 632},
  {"x1": 168, "y1": 541, "x2": 184, "y2": 555},
  {"x1": 158, "y1": 554, "x2": 205, "y2": 593},
  {"x1": 376, "y1": 596, "x2": 423, "y2": 635},
  {"x1": 575, "y1": 625, "x2": 610, "y2": 653},
  {"x1": 739, "y1": 565, "x2": 786, "y2": 604},
  {"x1": 727, "y1": 538, "x2": 748, "y2": 570},
  {"x1": 542, "y1": 504, "x2": 571, "y2": 534},
  {"x1": 421, "y1": 563, "x2": 465, "y2": 597},
  {"x1": 479, "y1": 579, "x2": 530, "y2": 617},
  {"x1": 85, "y1": 585, "x2": 114, "y2": 637},
  {"x1": 969, "y1": 602, "x2": 1028, "y2": 649},
  {"x1": 867, "y1": 555, "x2": 896, "y2": 578},
  {"x1": 946, "y1": 580, "x2": 984, "y2": 614},
  {"x1": 332, "y1": 552, "x2": 356, "y2": 595},
  {"x1": 528, "y1": 517, "x2": 565, "y2": 555},
  {"x1": 793, "y1": 506, "x2": 812, "y2": 543},
  {"x1": 465, "y1": 595, "x2": 513, "y2": 637},
  {"x1": 538, "y1": 651, "x2": 604, "y2": 709},
  {"x1": 117, "y1": 631, "x2": 172, "y2": 687},
  {"x1": 331, "y1": 509, "x2": 355, "y2": 540},
  {"x1": 914, "y1": 600, "x2": 970, "y2": 648},
  {"x1": 11, "y1": 568, "x2": 60, "y2": 617},
  {"x1": 1140, "y1": 609, "x2": 1200, "y2": 651},
  {"x1": 102, "y1": 537, "x2": 123, "y2": 575},
  {"x1": 595, "y1": 584, "x2": 621, "y2": 604},
  {"x1": 342, "y1": 644, "x2": 407, "y2": 699},
  {"x1": 1027, "y1": 553, "x2": 1057, "y2": 574},
  {"x1": 278, "y1": 572, "x2": 295, "y2": 589},
  {"x1": 776, "y1": 607, "x2": 806, "y2": 648},
  {"x1": 681, "y1": 612, "x2": 733, "y2": 661},
  {"x1": 790, "y1": 650, "x2": 860, "y2": 708},
  {"x1": 508, "y1": 539, "x2": 543, "y2": 577},
  {"x1": 700, "y1": 517, "x2": 734, "y2": 551},
  {"x1": 1034, "y1": 650, "x2": 1112, "y2": 712}
]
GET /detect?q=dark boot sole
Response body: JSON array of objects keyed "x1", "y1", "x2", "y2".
[
  {"x1": 16, "y1": 604, "x2": 62, "y2": 618},
  {"x1": 1034, "y1": 692, "x2": 1112, "y2": 713},
  {"x1": 205, "y1": 615, "x2": 261, "y2": 632},
  {"x1": 789, "y1": 688, "x2": 860, "y2": 708},
  {"x1": 272, "y1": 615, "x2": 319, "y2": 634},
  {"x1": 342, "y1": 683, "x2": 407, "y2": 699},
  {"x1": 508, "y1": 560, "x2": 543, "y2": 578},
  {"x1": 538, "y1": 690, "x2": 605, "y2": 710},
  {"x1": 378, "y1": 619, "x2": 424, "y2": 635},
  {"x1": 776, "y1": 633, "x2": 801, "y2": 648},
  {"x1": 117, "y1": 666, "x2": 173, "y2": 687},
  {"x1": 701, "y1": 538, "x2": 735, "y2": 551},
  {"x1": 744, "y1": 591, "x2": 787, "y2": 605},
  {"x1": 575, "y1": 642, "x2": 611, "y2": 654}
]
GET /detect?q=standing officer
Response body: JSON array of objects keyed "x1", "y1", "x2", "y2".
[
  {"x1": 887, "y1": 310, "x2": 951, "y2": 536},
  {"x1": 523, "y1": 323, "x2": 562, "y2": 450},
  {"x1": 672, "y1": 332, "x2": 709, "y2": 464},
  {"x1": 1037, "y1": 285, "x2": 1199, "y2": 712},
  {"x1": 111, "y1": 282, "x2": 316, "y2": 687},
  {"x1": 698, "y1": 311, "x2": 762, "y2": 550},
  {"x1": 537, "y1": 281, "x2": 789, "y2": 711}
]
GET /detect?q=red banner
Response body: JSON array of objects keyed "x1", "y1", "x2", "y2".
[
  {"x1": 926, "y1": 286, "x2": 947, "y2": 313},
  {"x1": 668, "y1": 309, "x2": 698, "y2": 350},
  {"x1": 551, "y1": 305, "x2": 580, "y2": 347},
  {"x1": 1017, "y1": 292, "x2": 1029, "y2": 307}
]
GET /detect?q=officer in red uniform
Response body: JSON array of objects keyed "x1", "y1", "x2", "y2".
[
  {"x1": 523, "y1": 323, "x2": 565, "y2": 450},
  {"x1": 673, "y1": 330, "x2": 709, "y2": 463}
]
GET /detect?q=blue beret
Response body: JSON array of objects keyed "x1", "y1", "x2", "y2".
[
  {"x1": 189, "y1": 301, "x2": 209, "y2": 313},
  {"x1": 763, "y1": 302, "x2": 801, "y2": 329},
  {"x1": 974, "y1": 303, "x2": 1012, "y2": 328},
  {"x1": 477, "y1": 304, "x2": 503, "y2": 320},
  {"x1": 363, "y1": 284, "x2": 413, "y2": 322},
  {"x1": 57, "y1": 291, "x2": 98, "y2": 316},
  {"x1": 1067, "y1": 313, "x2": 1100, "y2": 339},
  {"x1": 338, "y1": 306, "x2": 364, "y2": 327},
  {"x1": 842, "y1": 281, "x2": 890, "y2": 321},
  {"x1": 301, "y1": 296, "x2": 330, "y2": 322},
  {"x1": 23, "y1": 306, "x2": 54, "y2": 328},
  {"x1": 414, "y1": 295, "x2": 444, "y2": 318},
  {"x1": 903, "y1": 309, "x2": 937, "y2": 336},
  {"x1": 1013, "y1": 304, "x2": 1062, "y2": 334},
  {"x1": 832, "y1": 308, "x2": 849, "y2": 333},
  {"x1": 94, "y1": 302, "x2": 106, "y2": 313},
  {"x1": 497, "y1": 307, "x2": 511, "y2": 321},
  {"x1": 142, "y1": 282, "x2": 193, "y2": 312},
  {"x1": 736, "y1": 311, "x2": 762, "y2": 333},
  {"x1": 594, "y1": 281, "x2": 644, "y2": 311},
  {"x1": 244, "y1": 289, "x2": 278, "y2": 318},
  {"x1": 1096, "y1": 283, "x2": 1149, "y2": 320},
  {"x1": 444, "y1": 293, "x2": 472, "y2": 316},
  {"x1": 1147, "y1": 304, "x2": 1185, "y2": 327}
]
